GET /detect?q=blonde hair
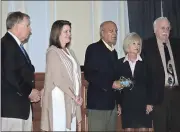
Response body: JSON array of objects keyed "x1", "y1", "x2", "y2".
[{"x1": 123, "y1": 32, "x2": 142, "y2": 54}]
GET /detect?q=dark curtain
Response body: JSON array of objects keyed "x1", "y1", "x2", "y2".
[
  {"x1": 127, "y1": 0, "x2": 162, "y2": 39},
  {"x1": 163, "y1": 0, "x2": 180, "y2": 38}
]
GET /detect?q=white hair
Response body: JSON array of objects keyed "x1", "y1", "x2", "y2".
[{"x1": 153, "y1": 17, "x2": 171, "y2": 31}]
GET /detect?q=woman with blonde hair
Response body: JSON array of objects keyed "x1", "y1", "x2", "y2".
[{"x1": 116, "y1": 32, "x2": 153, "y2": 131}]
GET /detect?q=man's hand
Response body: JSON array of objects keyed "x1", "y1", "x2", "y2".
[
  {"x1": 112, "y1": 80, "x2": 123, "y2": 89},
  {"x1": 29, "y1": 89, "x2": 40, "y2": 103},
  {"x1": 146, "y1": 105, "x2": 153, "y2": 114}
]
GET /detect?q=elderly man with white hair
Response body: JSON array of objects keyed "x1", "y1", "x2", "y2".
[{"x1": 142, "y1": 17, "x2": 180, "y2": 132}]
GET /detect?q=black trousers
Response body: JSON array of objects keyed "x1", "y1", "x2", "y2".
[{"x1": 153, "y1": 87, "x2": 180, "y2": 132}]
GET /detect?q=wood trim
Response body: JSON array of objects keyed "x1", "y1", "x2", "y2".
[{"x1": 32, "y1": 73, "x2": 44, "y2": 131}]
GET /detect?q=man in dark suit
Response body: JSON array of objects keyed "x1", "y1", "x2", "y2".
[
  {"x1": 1, "y1": 11, "x2": 40, "y2": 131},
  {"x1": 84, "y1": 21, "x2": 120, "y2": 131},
  {"x1": 142, "y1": 17, "x2": 180, "y2": 132}
]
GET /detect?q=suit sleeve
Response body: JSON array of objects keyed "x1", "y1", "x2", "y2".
[
  {"x1": 114, "y1": 60, "x2": 123, "y2": 105},
  {"x1": 84, "y1": 45, "x2": 115, "y2": 91},
  {"x1": 141, "y1": 41, "x2": 154, "y2": 105},
  {"x1": 2, "y1": 41, "x2": 24, "y2": 95},
  {"x1": 46, "y1": 50, "x2": 76, "y2": 99}
]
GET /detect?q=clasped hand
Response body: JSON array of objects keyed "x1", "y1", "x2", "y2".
[
  {"x1": 29, "y1": 89, "x2": 41, "y2": 103},
  {"x1": 146, "y1": 105, "x2": 153, "y2": 114},
  {"x1": 74, "y1": 96, "x2": 83, "y2": 106},
  {"x1": 40, "y1": 89, "x2": 83, "y2": 106}
]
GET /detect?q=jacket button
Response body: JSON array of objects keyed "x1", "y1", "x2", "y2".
[{"x1": 17, "y1": 92, "x2": 22, "y2": 96}]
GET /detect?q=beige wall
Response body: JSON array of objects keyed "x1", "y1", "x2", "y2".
[
  {"x1": 55, "y1": 1, "x2": 95, "y2": 64},
  {"x1": 1, "y1": 1, "x2": 103, "y2": 66},
  {"x1": 1, "y1": 1, "x2": 9, "y2": 37},
  {"x1": 52, "y1": 1, "x2": 104, "y2": 65},
  {"x1": 1, "y1": 1, "x2": 129, "y2": 71}
]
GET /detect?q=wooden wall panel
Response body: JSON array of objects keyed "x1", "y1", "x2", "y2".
[
  {"x1": 32, "y1": 73, "x2": 44, "y2": 131},
  {"x1": 32, "y1": 72, "x2": 124, "y2": 131}
]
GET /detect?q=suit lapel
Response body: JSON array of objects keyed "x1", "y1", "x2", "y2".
[
  {"x1": 151, "y1": 38, "x2": 165, "y2": 73},
  {"x1": 18, "y1": 45, "x2": 33, "y2": 69},
  {"x1": 133, "y1": 61, "x2": 142, "y2": 79},
  {"x1": 20, "y1": 46, "x2": 31, "y2": 64},
  {"x1": 123, "y1": 58, "x2": 143, "y2": 80},
  {"x1": 6, "y1": 33, "x2": 31, "y2": 65},
  {"x1": 6, "y1": 33, "x2": 33, "y2": 70},
  {"x1": 123, "y1": 61, "x2": 133, "y2": 78}
]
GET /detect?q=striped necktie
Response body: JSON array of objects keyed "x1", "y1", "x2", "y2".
[{"x1": 20, "y1": 44, "x2": 30, "y2": 63}]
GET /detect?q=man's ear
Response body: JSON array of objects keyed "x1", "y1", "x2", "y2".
[{"x1": 100, "y1": 30, "x2": 104, "y2": 38}]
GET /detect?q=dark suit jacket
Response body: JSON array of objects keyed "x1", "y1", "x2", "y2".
[
  {"x1": 116, "y1": 57, "x2": 150, "y2": 108},
  {"x1": 84, "y1": 40, "x2": 118, "y2": 110},
  {"x1": 1, "y1": 32, "x2": 35, "y2": 119},
  {"x1": 141, "y1": 37, "x2": 180, "y2": 105}
]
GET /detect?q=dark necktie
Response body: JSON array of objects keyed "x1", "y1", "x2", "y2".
[
  {"x1": 163, "y1": 43, "x2": 170, "y2": 64},
  {"x1": 163, "y1": 43, "x2": 175, "y2": 86},
  {"x1": 20, "y1": 44, "x2": 30, "y2": 63}
]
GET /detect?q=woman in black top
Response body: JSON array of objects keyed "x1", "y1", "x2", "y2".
[{"x1": 114, "y1": 32, "x2": 153, "y2": 131}]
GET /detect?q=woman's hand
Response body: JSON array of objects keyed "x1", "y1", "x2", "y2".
[
  {"x1": 146, "y1": 105, "x2": 153, "y2": 114},
  {"x1": 73, "y1": 96, "x2": 83, "y2": 106},
  {"x1": 117, "y1": 104, "x2": 121, "y2": 116}
]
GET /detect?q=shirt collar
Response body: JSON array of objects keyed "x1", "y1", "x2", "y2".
[
  {"x1": 8, "y1": 31, "x2": 21, "y2": 46},
  {"x1": 123, "y1": 54, "x2": 142, "y2": 63},
  {"x1": 102, "y1": 39, "x2": 115, "y2": 51}
]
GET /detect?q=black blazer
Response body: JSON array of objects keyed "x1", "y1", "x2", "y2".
[
  {"x1": 84, "y1": 40, "x2": 118, "y2": 110},
  {"x1": 1, "y1": 32, "x2": 35, "y2": 119},
  {"x1": 141, "y1": 37, "x2": 180, "y2": 105},
  {"x1": 116, "y1": 57, "x2": 150, "y2": 107}
]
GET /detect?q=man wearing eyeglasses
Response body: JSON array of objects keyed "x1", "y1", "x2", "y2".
[{"x1": 141, "y1": 17, "x2": 180, "y2": 132}]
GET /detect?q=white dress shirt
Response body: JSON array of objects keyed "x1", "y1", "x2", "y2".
[
  {"x1": 123, "y1": 54, "x2": 142, "y2": 76},
  {"x1": 8, "y1": 31, "x2": 21, "y2": 46}
]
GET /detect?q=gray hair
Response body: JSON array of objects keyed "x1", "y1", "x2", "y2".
[
  {"x1": 153, "y1": 17, "x2": 171, "y2": 31},
  {"x1": 6, "y1": 11, "x2": 30, "y2": 30},
  {"x1": 123, "y1": 32, "x2": 142, "y2": 54},
  {"x1": 99, "y1": 21, "x2": 116, "y2": 38}
]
